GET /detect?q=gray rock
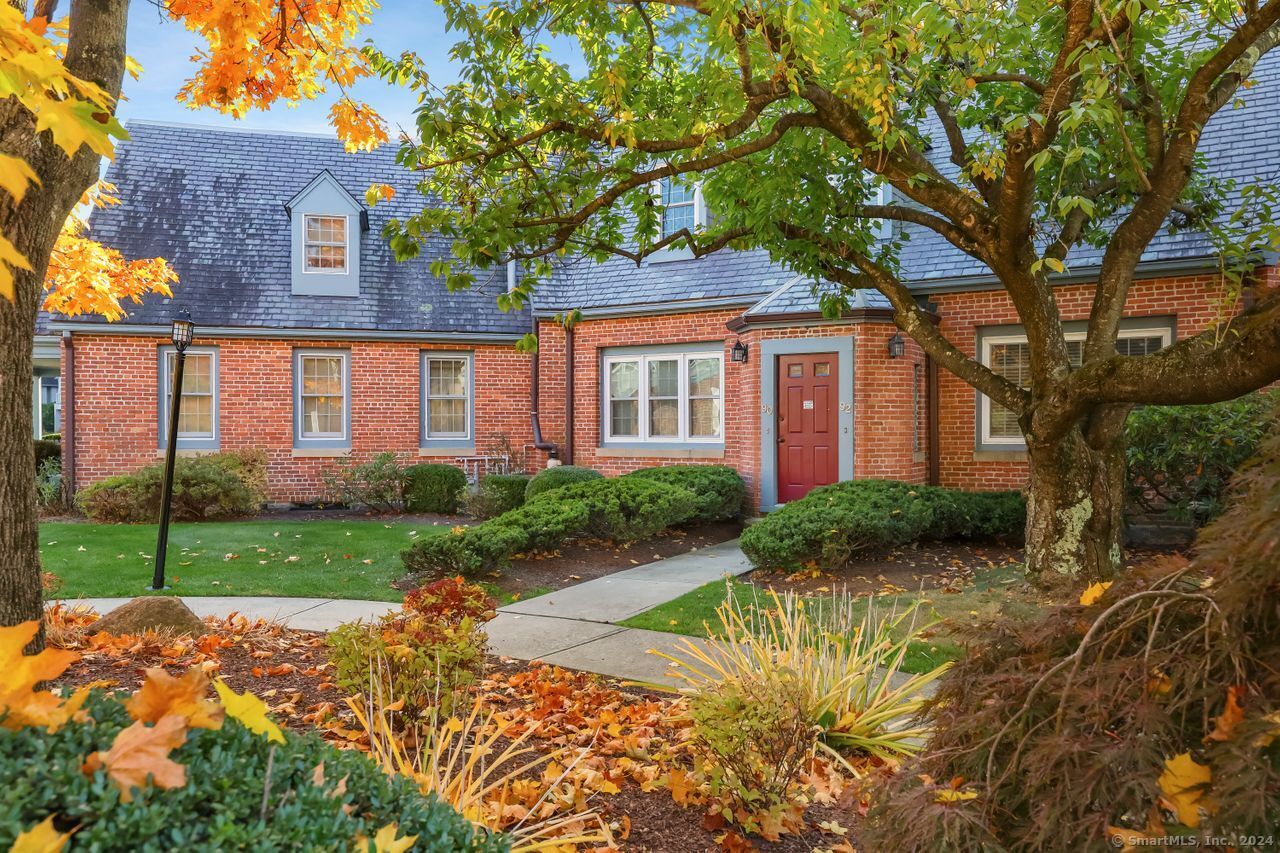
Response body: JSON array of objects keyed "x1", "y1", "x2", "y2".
[{"x1": 92, "y1": 596, "x2": 207, "y2": 636}]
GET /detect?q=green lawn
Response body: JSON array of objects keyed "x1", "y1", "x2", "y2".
[
  {"x1": 620, "y1": 564, "x2": 1047, "y2": 674},
  {"x1": 41, "y1": 520, "x2": 447, "y2": 602}
]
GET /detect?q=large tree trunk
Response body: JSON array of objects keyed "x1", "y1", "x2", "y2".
[
  {"x1": 1023, "y1": 417, "x2": 1128, "y2": 586},
  {"x1": 0, "y1": 0, "x2": 130, "y2": 649}
]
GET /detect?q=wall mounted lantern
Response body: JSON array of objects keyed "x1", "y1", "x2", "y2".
[
  {"x1": 887, "y1": 332, "x2": 906, "y2": 359},
  {"x1": 730, "y1": 339, "x2": 749, "y2": 364}
]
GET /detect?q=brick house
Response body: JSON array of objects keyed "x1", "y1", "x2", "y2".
[{"x1": 43, "y1": 54, "x2": 1279, "y2": 510}]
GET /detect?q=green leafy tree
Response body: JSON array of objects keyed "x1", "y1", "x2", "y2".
[{"x1": 371, "y1": 0, "x2": 1280, "y2": 584}]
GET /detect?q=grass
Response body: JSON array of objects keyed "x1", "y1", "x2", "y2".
[
  {"x1": 41, "y1": 520, "x2": 448, "y2": 602},
  {"x1": 620, "y1": 564, "x2": 1048, "y2": 674}
]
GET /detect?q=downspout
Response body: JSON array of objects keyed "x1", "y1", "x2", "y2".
[
  {"x1": 926, "y1": 354, "x2": 941, "y2": 486},
  {"x1": 564, "y1": 322, "x2": 575, "y2": 465},
  {"x1": 529, "y1": 308, "x2": 560, "y2": 463},
  {"x1": 61, "y1": 331, "x2": 76, "y2": 503}
]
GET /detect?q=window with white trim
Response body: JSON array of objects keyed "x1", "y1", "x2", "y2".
[
  {"x1": 295, "y1": 350, "x2": 349, "y2": 443},
  {"x1": 160, "y1": 347, "x2": 217, "y2": 447},
  {"x1": 979, "y1": 326, "x2": 1172, "y2": 445},
  {"x1": 303, "y1": 214, "x2": 348, "y2": 273},
  {"x1": 604, "y1": 351, "x2": 723, "y2": 443},
  {"x1": 423, "y1": 354, "x2": 472, "y2": 441},
  {"x1": 658, "y1": 178, "x2": 704, "y2": 240}
]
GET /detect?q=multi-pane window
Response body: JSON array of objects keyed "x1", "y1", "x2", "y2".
[
  {"x1": 296, "y1": 351, "x2": 348, "y2": 442},
  {"x1": 980, "y1": 327, "x2": 1171, "y2": 444},
  {"x1": 303, "y1": 215, "x2": 348, "y2": 272},
  {"x1": 659, "y1": 179, "x2": 699, "y2": 239},
  {"x1": 424, "y1": 355, "x2": 471, "y2": 440},
  {"x1": 604, "y1": 351, "x2": 723, "y2": 443},
  {"x1": 161, "y1": 348, "x2": 217, "y2": 446}
]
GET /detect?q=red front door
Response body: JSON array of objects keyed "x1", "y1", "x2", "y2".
[{"x1": 777, "y1": 353, "x2": 840, "y2": 503}]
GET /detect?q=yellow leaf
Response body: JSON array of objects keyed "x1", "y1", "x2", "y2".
[
  {"x1": 126, "y1": 667, "x2": 224, "y2": 730},
  {"x1": 1158, "y1": 752, "x2": 1212, "y2": 827},
  {"x1": 0, "y1": 621, "x2": 83, "y2": 732},
  {"x1": 8, "y1": 816, "x2": 72, "y2": 853},
  {"x1": 214, "y1": 679, "x2": 285, "y2": 743},
  {"x1": 934, "y1": 788, "x2": 979, "y2": 803},
  {"x1": 1079, "y1": 581, "x2": 1112, "y2": 606},
  {"x1": 0, "y1": 154, "x2": 40, "y2": 203},
  {"x1": 370, "y1": 823, "x2": 417, "y2": 853}
]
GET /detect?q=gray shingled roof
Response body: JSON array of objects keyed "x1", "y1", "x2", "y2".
[
  {"x1": 41, "y1": 47, "x2": 1280, "y2": 329},
  {"x1": 50, "y1": 121, "x2": 529, "y2": 336}
]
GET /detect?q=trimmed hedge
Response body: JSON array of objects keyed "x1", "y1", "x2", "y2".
[
  {"x1": 0, "y1": 691, "x2": 505, "y2": 852},
  {"x1": 468, "y1": 473, "x2": 530, "y2": 519},
  {"x1": 76, "y1": 450, "x2": 266, "y2": 523},
  {"x1": 623, "y1": 465, "x2": 745, "y2": 523},
  {"x1": 403, "y1": 476, "x2": 697, "y2": 579},
  {"x1": 404, "y1": 463, "x2": 468, "y2": 514},
  {"x1": 524, "y1": 465, "x2": 602, "y2": 500},
  {"x1": 740, "y1": 479, "x2": 1025, "y2": 570}
]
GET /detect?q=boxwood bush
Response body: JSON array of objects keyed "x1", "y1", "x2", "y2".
[
  {"x1": 76, "y1": 450, "x2": 266, "y2": 523},
  {"x1": 623, "y1": 465, "x2": 745, "y2": 523},
  {"x1": 0, "y1": 691, "x2": 505, "y2": 852},
  {"x1": 403, "y1": 476, "x2": 697, "y2": 579},
  {"x1": 403, "y1": 463, "x2": 468, "y2": 514},
  {"x1": 465, "y1": 473, "x2": 531, "y2": 519},
  {"x1": 740, "y1": 479, "x2": 1025, "y2": 570},
  {"x1": 523, "y1": 465, "x2": 602, "y2": 500}
]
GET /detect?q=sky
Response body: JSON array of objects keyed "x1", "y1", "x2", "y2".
[{"x1": 118, "y1": 1, "x2": 478, "y2": 137}]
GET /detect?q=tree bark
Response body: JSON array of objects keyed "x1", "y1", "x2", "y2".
[
  {"x1": 0, "y1": 0, "x2": 130, "y2": 649},
  {"x1": 1023, "y1": 416, "x2": 1128, "y2": 585}
]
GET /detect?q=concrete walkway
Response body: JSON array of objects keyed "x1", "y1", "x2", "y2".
[{"x1": 56, "y1": 539, "x2": 751, "y2": 687}]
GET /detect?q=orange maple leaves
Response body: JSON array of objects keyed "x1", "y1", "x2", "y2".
[{"x1": 0, "y1": 622, "x2": 88, "y2": 733}]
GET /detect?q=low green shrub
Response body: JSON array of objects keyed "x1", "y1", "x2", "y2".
[
  {"x1": 76, "y1": 450, "x2": 266, "y2": 523},
  {"x1": 524, "y1": 465, "x2": 602, "y2": 500},
  {"x1": 404, "y1": 463, "x2": 468, "y2": 514},
  {"x1": 1125, "y1": 389, "x2": 1278, "y2": 523},
  {"x1": 465, "y1": 473, "x2": 530, "y2": 519},
  {"x1": 35, "y1": 457, "x2": 62, "y2": 511},
  {"x1": 33, "y1": 438, "x2": 60, "y2": 467},
  {"x1": 740, "y1": 480, "x2": 1025, "y2": 570},
  {"x1": 403, "y1": 476, "x2": 697, "y2": 579},
  {"x1": 0, "y1": 691, "x2": 504, "y2": 852},
  {"x1": 327, "y1": 578, "x2": 495, "y2": 720},
  {"x1": 322, "y1": 451, "x2": 405, "y2": 513},
  {"x1": 623, "y1": 465, "x2": 745, "y2": 522}
]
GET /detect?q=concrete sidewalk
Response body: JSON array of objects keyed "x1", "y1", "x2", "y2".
[{"x1": 56, "y1": 539, "x2": 750, "y2": 686}]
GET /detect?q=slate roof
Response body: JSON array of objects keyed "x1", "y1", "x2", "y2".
[
  {"x1": 50, "y1": 121, "x2": 529, "y2": 336},
  {"x1": 41, "y1": 47, "x2": 1280, "y2": 330}
]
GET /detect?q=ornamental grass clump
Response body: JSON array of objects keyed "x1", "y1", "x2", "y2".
[
  {"x1": 327, "y1": 577, "x2": 495, "y2": 721},
  {"x1": 654, "y1": 585, "x2": 949, "y2": 764}
]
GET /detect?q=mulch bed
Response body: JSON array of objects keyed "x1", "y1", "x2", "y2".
[
  {"x1": 49, "y1": 605, "x2": 863, "y2": 852},
  {"x1": 402, "y1": 520, "x2": 745, "y2": 599},
  {"x1": 746, "y1": 541, "x2": 1182, "y2": 598}
]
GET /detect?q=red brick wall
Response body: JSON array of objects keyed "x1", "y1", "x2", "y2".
[
  {"x1": 67, "y1": 334, "x2": 535, "y2": 503},
  {"x1": 932, "y1": 273, "x2": 1250, "y2": 491}
]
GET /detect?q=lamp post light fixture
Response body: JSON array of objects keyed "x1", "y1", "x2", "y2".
[
  {"x1": 730, "y1": 339, "x2": 749, "y2": 364},
  {"x1": 151, "y1": 311, "x2": 194, "y2": 591},
  {"x1": 886, "y1": 332, "x2": 906, "y2": 359}
]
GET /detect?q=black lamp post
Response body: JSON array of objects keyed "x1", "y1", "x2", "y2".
[{"x1": 151, "y1": 312, "x2": 194, "y2": 591}]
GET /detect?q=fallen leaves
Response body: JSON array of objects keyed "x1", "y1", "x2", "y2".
[
  {"x1": 8, "y1": 816, "x2": 73, "y2": 853},
  {"x1": 1079, "y1": 581, "x2": 1113, "y2": 606},
  {"x1": 125, "y1": 668, "x2": 224, "y2": 730},
  {"x1": 0, "y1": 621, "x2": 86, "y2": 732},
  {"x1": 84, "y1": 714, "x2": 188, "y2": 802},
  {"x1": 1157, "y1": 752, "x2": 1213, "y2": 828},
  {"x1": 214, "y1": 679, "x2": 286, "y2": 744}
]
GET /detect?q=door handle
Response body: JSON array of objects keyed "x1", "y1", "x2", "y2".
[{"x1": 777, "y1": 437, "x2": 785, "y2": 443}]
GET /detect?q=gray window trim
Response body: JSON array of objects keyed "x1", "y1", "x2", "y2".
[
  {"x1": 974, "y1": 316, "x2": 1176, "y2": 451},
  {"x1": 293, "y1": 348, "x2": 351, "y2": 449},
  {"x1": 758, "y1": 337, "x2": 855, "y2": 511},
  {"x1": 599, "y1": 341, "x2": 725, "y2": 449},
  {"x1": 421, "y1": 350, "x2": 475, "y2": 450},
  {"x1": 158, "y1": 345, "x2": 220, "y2": 451}
]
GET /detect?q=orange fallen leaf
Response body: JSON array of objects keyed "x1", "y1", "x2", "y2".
[
  {"x1": 1204, "y1": 686, "x2": 1245, "y2": 743},
  {"x1": 126, "y1": 667, "x2": 224, "y2": 730},
  {"x1": 85, "y1": 714, "x2": 188, "y2": 802}
]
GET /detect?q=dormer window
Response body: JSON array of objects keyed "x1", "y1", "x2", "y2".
[
  {"x1": 286, "y1": 170, "x2": 366, "y2": 297},
  {"x1": 304, "y1": 215, "x2": 349, "y2": 273},
  {"x1": 660, "y1": 178, "x2": 700, "y2": 239}
]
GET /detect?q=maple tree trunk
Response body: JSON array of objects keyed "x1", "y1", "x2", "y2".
[
  {"x1": 1023, "y1": 416, "x2": 1127, "y2": 587},
  {"x1": 0, "y1": 0, "x2": 130, "y2": 649}
]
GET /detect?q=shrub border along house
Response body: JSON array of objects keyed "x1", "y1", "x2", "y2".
[
  {"x1": 740, "y1": 479, "x2": 1025, "y2": 570},
  {"x1": 75, "y1": 450, "x2": 268, "y2": 523},
  {"x1": 402, "y1": 466, "x2": 745, "y2": 579}
]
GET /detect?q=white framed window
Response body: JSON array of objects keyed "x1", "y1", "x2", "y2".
[
  {"x1": 423, "y1": 353, "x2": 472, "y2": 442},
  {"x1": 160, "y1": 347, "x2": 218, "y2": 448},
  {"x1": 979, "y1": 326, "x2": 1172, "y2": 445},
  {"x1": 654, "y1": 177, "x2": 708, "y2": 241},
  {"x1": 295, "y1": 350, "x2": 349, "y2": 445},
  {"x1": 303, "y1": 214, "x2": 349, "y2": 273},
  {"x1": 603, "y1": 350, "x2": 724, "y2": 444}
]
